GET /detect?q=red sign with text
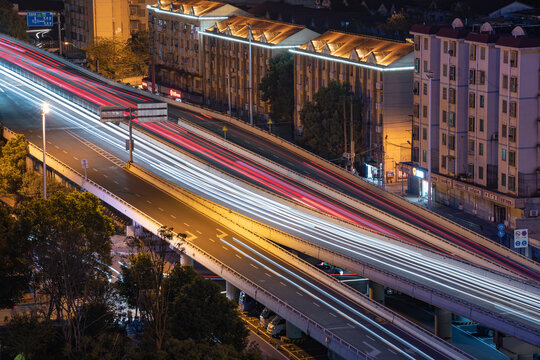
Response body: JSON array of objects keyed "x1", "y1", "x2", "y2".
[{"x1": 169, "y1": 89, "x2": 182, "y2": 98}]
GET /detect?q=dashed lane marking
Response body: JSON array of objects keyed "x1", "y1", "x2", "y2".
[
  {"x1": 209, "y1": 238, "x2": 215, "y2": 242},
  {"x1": 235, "y1": 254, "x2": 242, "y2": 259},
  {"x1": 135, "y1": 193, "x2": 141, "y2": 197},
  {"x1": 250, "y1": 264, "x2": 258, "y2": 269},
  {"x1": 222, "y1": 246, "x2": 228, "y2": 250},
  {"x1": 313, "y1": 302, "x2": 320, "y2": 307},
  {"x1": 196, "y1": 230, "x2": 202, "y2": 234},
  {"x1": 265, "y1": 272, "x2": 272, "y2": 277},
  {"x1": 102, "y1": 174, "x2": 108, "y2": 178},
  {"x1": 295, "y1": 292, "x2": 303, "y2": 297},
  {"x1": 279, "y1": 282, "x2": 287, "y2": 287},
  {"x1": 158, "y1": 207, "x2": 164, "y2": 212},
  {"x1": 329, "y1": 313, "x2": 337, "y2": 318},
  {"x1": 146, "y1": 200, "x2": 152, "y2": 204},
  {"x1": 73, "y1": 156, "x2": 79, "y2": 160},
  {"x1": 62, "y1": 150, "x2": 67, "y2": 154},
  {"x1": 184, "y1": 223, "x2": 190, "y2": 227},
  {"x1": 170, "y1": 214, "x2": 176, "y2": 219},
  {"x1": 113, "y1": 180, "x2": 119, "y2": 185}
]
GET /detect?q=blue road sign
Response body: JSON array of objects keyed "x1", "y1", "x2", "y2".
[
  {"x1": 27, "y1": 12, "x2": 53, "y2": 27},
  {"x1": 497, "y1": 224, "x2": 505, "y2": 231},
  {"x1": 497, "y1": 230, "x2": 505, "y2": 238}
]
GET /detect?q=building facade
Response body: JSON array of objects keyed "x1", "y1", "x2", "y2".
[
  {"x1": 202, "y1": 15, "x2": 318, "y2": 121},
  {"x1": 292, "y1": 31, "x2": 414, "y2": 183},
  {"x1": 65, "y1": 0, "x2": 154, "y2": 49},
  {"x1": 407, "y1": 20, "x2": 540, "y2": 230},
  {"x1": 147, "y1": 0, "x2": 247, "y2": 103}
]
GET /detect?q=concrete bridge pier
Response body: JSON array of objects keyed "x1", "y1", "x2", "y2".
[
  {"x1": 226, "y1": 281, "x2": 240, "y2": 302},
  {"x1": 495, "y1": 332, "x2": 540, "y2": 360},
  {"x1": 368, "y1": 281, "x2": 385, "y2": 304},
  {"x1": 180, "y1": 253, "x2": 194, "y2": 266},
  {"x1": 286, "y1": 321, "x2": 302, "y2": 339},
  {"x1": 434, "y1": 308, "x2": 452, "y2": 341}
]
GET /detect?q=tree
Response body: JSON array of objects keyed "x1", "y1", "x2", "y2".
[
  {"x1": 127, "y1": 30, "x2": 150, "y2": 75},
  {"x1": 0, "y1": 134, "x2": 28, "y2": 196},
  {"x1": 0, "y1": 0, "x2": 27, "y2": 41},
  {"x1": 380, "y1": 11, "x2": 412, "y2": 40},
  {"x1": 259, "y1": 52, "x2": 294, "y2": 124},
  {"x1": 0, "y1": 204, "x2": 31, "y2": 308},
  {"x1": 167, "y1": 266, "x2": 249, "y2": 351},
  {"x1": 298, "y1": 81, "x2": 362, "y2": 162},
  {"x1": 19, "y1": 191, "x2": 115, "y2": 354}
]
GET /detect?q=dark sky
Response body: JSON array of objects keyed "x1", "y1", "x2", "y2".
[{"x1": 12, "y1": 0, "x2": 63, "y2": 11}]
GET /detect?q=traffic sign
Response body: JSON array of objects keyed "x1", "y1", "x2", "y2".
[
  {"x1": 497, "y1": 224, "x2": 505, "y2": 231},
  {"x1": 27, "y1": 12, "x2": 53, "y2": 27},
  {"x1": 497, "y1": 231, "x2": 505, "y2": 238},
  {"x1": 513, "y1": 229, "x2": 528, "y2": 248},
  {"x1": 99, "y1": 106, "x2": 126, "y2": 122},
  {"x1": 81, "y1": 159, "x2": 88, "y2": 169},
  {"x1": 137, "y1": 103, "x2": 167, "y2": 123}
]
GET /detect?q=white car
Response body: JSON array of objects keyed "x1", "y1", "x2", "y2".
[{"x1": 266, "y1": 315, "x2": 286, "y2": 337}]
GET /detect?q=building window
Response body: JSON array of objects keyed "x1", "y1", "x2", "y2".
[
  {"x1": 442, "y1": 87, "x2": 447, "y2": 100},
  {"x1": 502, "y1": 124, "x2": 507, "y2": 138},
  {"x1": 502, "y1": 99, "x2": 507, "y2": 113},
  {"x1": 423, "y1": 83, "x2": 428, "y2": 95},
  {"x1": 412, "y1": 125, "x2": 419, "y2": 140},
  {"x1": 414, "y1": 58, "x2": 420, "y2": 73},
  {"x1": 479, "y1": 119, "x2": 484, "y2": 132},
  {"x1": 414, "y1": 35, "x2": 420, "y2": 50},
  {"x1": 449, "y1": 88, "x2": 456, "y2": 104},
  {"x1": 449, "y1": 112, "x2": 455, "y2": 127},
  {"x1": 443, "y1": 64, "x2": 448, "y2": 77},
  {"x1": 479, "y1": 71, "x2": 485, "y2": 85},
  {"x1": 423, "y1": 60, "x2": 429, "y2": 72},
  {"x1": 509, "y1": 126, "x2": 516, "y2": 142},
  {"x1": 422, "y1": 127, "x2": 427, "y2": 140},
  {"x1": 502, "y1": 148, "x2": 507, "y2": 161},
  {"x1": 469, "y1": 44, "x2": 476, "y2": 60},
  {"x1": 442, "y1": 133, "x2": 447, "y2": 145},
  {"x1": 424, "y1": 38, "x2": 429, "y2": 50},
  {"x1": 449, "y1": 135, "x2": 455, "y2": 150},
  {"x1": 441, "y1": 155, "x2": 446, "y2": 169},
  {"x1": 479, "y1": 166, "x2": 484, "y2": 179},
  {"x1": 443, "y1": 41, "x2": 448, "y2": 53},
  {"x1": 479, "y1": 95, "x2": 484, "y2": 108},
  {"x1": 480, "y1": 47, "x2": 486, "y2": 60},
  {"x1": 479, "y1": 143, "x2": 484, "y2": 155},
  {"x1": 510, "y1": 51, "x2": 518, "y2": 67},
  {"x1": 469, "y1": 93, "x2": 475, "y2": 108},
  {"x1": 509, "y1": 101, "x2": 517, "y2": 117},
  {"x1": 508, "y1": 176, "x2": 515, "y2": 191},
  {"x1": 510, "y1": 76, "x2": 518, "y2": 92},
  {"x1": 501, "y1": 173, "x2": 506, "y2": 187},
  {"x1": 468, "y1": 140, "x2": 475, "y2": 155},
  {"x1": 509, "y1": 151, "x2": 516, "y2": 166},
  {"x1": 423, "y1": 106, "x2": 428, "y2": 118},
  {"x1": 442, "y1": 110, "x2": 447, "y2": 123},
  {"x1": 449, "y1": 66, "x2": 456, "y2": 80},
  {"x1": 469, "y1": 69, "x2": 476, "y2": 84},
  {"x1": 414, "y1": 103, "x2": 419, "y2": 117},
  {"x1": 468, "y1": 116, "x2": 475, "y2": 132},
  {"x1": 502, "y1": 75, "x2": 508, "y2": 89},
  {"x1": 449, "y1": 41, "x2": 456, "y2": 56},
  {"x1": 413, "y1": 147, "x2": 419, "y2": 162},
  {"x1": 468, "y1": 164, "x2": 474, "y2": 177},
  {"x1": 503, "y1": 50, "x2": 508, "y2": 64},
  {"x1": 422, "y1": 150, "x2": 427, "y2": 162},
  {"x1": 413, "y1": 81, "x2": 419, "y2": 95}
]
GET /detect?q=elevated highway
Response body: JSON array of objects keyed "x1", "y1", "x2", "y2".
[{"x1": 0, "y1": 35, "x2": 538, "y2": 349}]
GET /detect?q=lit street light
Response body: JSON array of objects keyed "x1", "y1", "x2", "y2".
[{"x1": 42, "y1": 102, "x2": 50, "y2": 199}]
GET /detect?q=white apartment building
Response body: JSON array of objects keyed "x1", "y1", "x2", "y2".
[{"x1": 406, "y1": 19, "x2": 540, "y2": 232}]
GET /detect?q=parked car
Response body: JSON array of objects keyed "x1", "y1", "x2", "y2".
[
  {"x1": 259, "y1": 307, "x2": 275, "y2": 328},
  {"x1": 267, "y1": 315, "x2": 286, "y2": 337},
  {"x1": 238, "y1": 291, "x2": 256, "y2": 312}
]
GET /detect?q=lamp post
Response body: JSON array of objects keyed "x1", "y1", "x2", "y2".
[
  {"x1": 41, "y1": 102, "x2": 50, "y2": 199},
  {"x1": 425, "y1": 71, "x2": 433, "y2": 210},
  {"x1": 247, "y1": 22, "x2": 253, "y2": 126}
]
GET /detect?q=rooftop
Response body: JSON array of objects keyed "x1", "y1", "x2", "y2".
[
  {"x1": 151, "y1": 0, "x2": 227, "y2": 17},
  {"x1": 206, "y1": 15, "x2": 308, "y2": 45},
  {"x1": 298, "y1": 31, "x2": 413, "y2": 67}
]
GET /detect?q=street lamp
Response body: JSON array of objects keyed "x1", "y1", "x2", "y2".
[
  {"x1": 41, "y1": 102, "x2": 50, "y2": 199},
  {"x1": 247, "y1": 22, "x2": 253, "y2": 126},
  {"x1": 425, "y1": 71, "x2": 433, "y2": 210}
]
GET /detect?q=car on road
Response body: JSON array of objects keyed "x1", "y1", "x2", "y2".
[{"x1": 267, "y1": 315, "x2": 286, "y2": 337}]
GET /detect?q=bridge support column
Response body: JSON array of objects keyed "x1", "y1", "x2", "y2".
[
  {"x1": 496, "y1": 332, "x2": 540, "y2": 360},
  {"x1": 434, "y1": 308, "x2": 452, "y2": 341},
  {"x1": 180, "y1": 253, "x2": 194, "y2": 267},
  {"x1": 226, "y1": 281, "x2": 240, "y2": 302},
  {"x1": 328, "y1": 349, "x2": 346, "y2": 360},
  {"x1": 368, "y1": 281, "x2": 385, "y2": 304},
  {"x1": 285, "y1": 321, "x2": 302, "y2": 339}
]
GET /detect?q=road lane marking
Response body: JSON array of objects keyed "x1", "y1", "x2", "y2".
[
  {"x1": 216, "y1": 228, "x2": 228, "y2": 238},
  {"x1": 313, "y1": 302, "x2": 320, "y2": 307},
  {"x1": 73, "y1": 156, "x2": 79, "y2": 160},
  {"x1": 184, "y1": 231, "x2": 197, "y2": 242},
  {"x1": 347, "y1": 323, "x2": 355, "y2": 328},
  {"x1": 222, "y1": 246, "x2": 228, "y2": 250},
  {"x1": 54, "y1": 145, "x2": 59, "y2": 149},
  {"x1": 62, "y1": 150, "x2": 68, "y2": 154},
  {"x1": 124, "y1": 187, "x2": 129, "y2": 191},
  {"x1": 102, "y1": 174, "x2": 108, "y2": 178},
  {"x1": 158, "y1": 207, "x2": 164, "y2": 212},
  {"x1": 170, "y1": 214, "x2": 176, "y2": 219},
  {"x1": 279, "y1": 281, "x2": 287, "y2": 287},
  {"x1": 113, "y1": 180, "x2": 119, "y2": 184},
  {"x1": 265, "y1": 272, "x2": 272, "y2": 277},
  {"x1": 295, "y1": 291, "x2": 303, "y2": 297},
  {"x1": 146, "y1": 200, "x2": 152, "y2": 204},
  {"x1": 92, "y1": 168, "x2": 98, "y2": 172},
  {"x1": 184, "y1": 223, "x2": 190, "y2": 227},
  {"x1": 366, "y1": 335, "x2": 375, "y2": 342},
  {"x1": 250, "y1": 263, "x2": 258, "y2": 269},
  {"x1": 235, "y1": 254, "x2": 242, "y2": 259},
  {"x1": 135, "y1": 193, "x2": 141, "y2": 197},
  {"x1": 329, "y1": 313, "x2": 337, "y2": 318}
]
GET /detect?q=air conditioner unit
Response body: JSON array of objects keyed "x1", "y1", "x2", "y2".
[{"x1": 530, "y1": 209, "x2": 539, "y2": 217}]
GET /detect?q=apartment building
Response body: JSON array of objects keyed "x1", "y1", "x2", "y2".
[
  {"x1": 407, "y1": 19, "x2": 540, "y2": 230},
  {"x1": 292, "y1": 31, "x2": 414, "y2": 183},
  {"x1": 65, "y1": 0, "x2": 154, "y2": 49},
  {"x1": 147, "y1": 0, "x2": 246, "y2": 103},
  {"x1": 201, "y1": 15, "x2": 318, "y2": 120}
]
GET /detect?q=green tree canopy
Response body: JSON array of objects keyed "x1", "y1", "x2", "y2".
[
  {"x1": 259, "y1": 52, "x2": 294, "y2": 124},
  {"x1": 0, "y1": 0, "x2": 27, "y2": 40},
  {"x1": 0, "y1": 134, "x2": 28, "y2": 195},
  {"x1": 298, "y1": 81, "x2": 362, "y2": 162}
]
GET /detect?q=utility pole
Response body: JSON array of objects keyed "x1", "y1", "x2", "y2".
[
  {"x1": 227, "y1": 74, "x2": 232, "y2": 116},
  {"x1": 350, "y1": 96, "x2": 355, "y2": 173},
  {"x1": 57, "y1": 12, "x2": 62, "y2": 56},
  {"x1": 247, "y1": 22, "x2": 253, "y2": 126},
  {"x1": 426, "y1": 71, "x2": 434, "y2": 210},
  {"x1": 343, "y1": 97, "x2": 348, "y2": 170}
]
